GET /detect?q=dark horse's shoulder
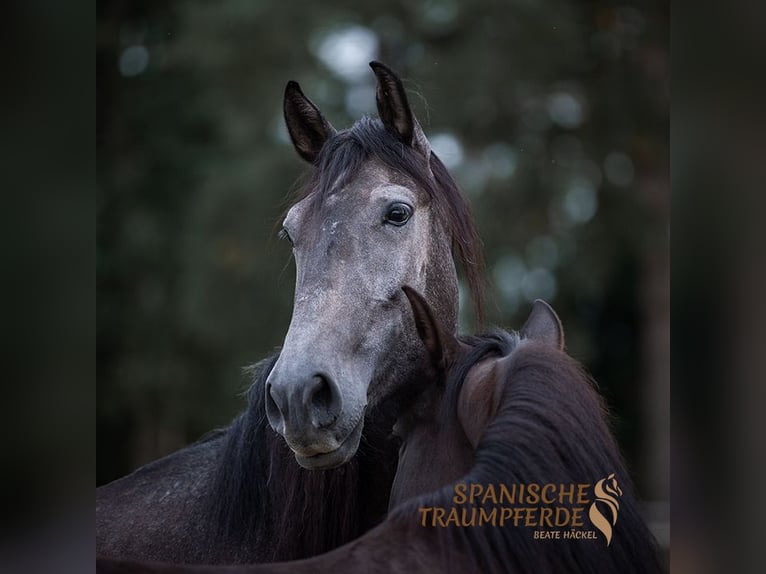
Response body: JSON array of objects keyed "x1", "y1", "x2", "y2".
[{"x1": 96, "y1": 427, "x2": 229, "y2": 563}]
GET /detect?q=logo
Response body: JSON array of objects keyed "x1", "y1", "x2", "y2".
[
  {"x1": 417, "y1": 473, "x2": 623, "y2": 547},
  {"x1": 588, "y1": 473, "x2": 623, "y2": 546}
]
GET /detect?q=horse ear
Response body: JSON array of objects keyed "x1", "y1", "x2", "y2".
[
  {"x1": 283, "y1": 80, "x2": 336, "y2": 164},
  {"x1": 369, "y1": 61, "x2": 431, "y2": 159},
  {"x1": 402, "y1": 286, "x2": 458, "y2": 367},
  {"x1": 521, "y1": 299, "x2": 564, "y2": 350},
  {"x1": 458, "y1": 359, "x2": 501, "y2": 449}
]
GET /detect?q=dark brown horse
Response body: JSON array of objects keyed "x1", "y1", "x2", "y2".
[
  {"x1": 96, "y1": 63, "x2": 483, "y2": 564},
  {"x1": 97, "y1": 289, "x2": 664, "y2": 573}
]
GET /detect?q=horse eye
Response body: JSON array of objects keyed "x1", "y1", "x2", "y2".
[
  {"x1": 278, "y1": 227, "x2": 294, "y2": 245},
  {"x1": 384, "y1": 203, "x2": 413, "y2": 226}
]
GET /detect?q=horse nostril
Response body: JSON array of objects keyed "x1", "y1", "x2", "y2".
[
  {"x1": 265, "y1": 383, "x2": 286, "y2": 434},
  {"x1": 311, "y1": 377, "x2": 332, "y2": 411},
  {"x1": 306, "y1": 375, "x2": 341, "y2": 429}
]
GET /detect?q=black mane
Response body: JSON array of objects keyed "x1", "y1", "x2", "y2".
[
  {"x1": 204, "y1": 353, "x2": 398, "y2": 562},
  {"x1": 292, "y1": 116, "x2": 484, "y2": 323},
  {"x1": 394, "y1": 334, "x2": 665, "y2": 573}
]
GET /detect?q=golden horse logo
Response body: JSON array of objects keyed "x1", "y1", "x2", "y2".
[{"x1": 588, "y1": 473, "x2": 623, "y2": 546}]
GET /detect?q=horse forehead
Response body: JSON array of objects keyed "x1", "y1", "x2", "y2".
[
  {"x1": 336, "y1": 185, "x2": 421, "y2": 215},
  {"x1": 457, "y1": 357, "x2": 499, "y2": 418},
  {"x1": 350, "y1": 158, "x2": 416, "y2": 189},
  {"x1": 329, "y1": 164, "x2": 420, "y2": 206}
]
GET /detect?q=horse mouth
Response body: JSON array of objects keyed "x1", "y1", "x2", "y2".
[{"x1": 292, "y1": 416, "x2": 365, "y2": 470}]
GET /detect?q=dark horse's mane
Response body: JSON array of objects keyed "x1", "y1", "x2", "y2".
[
  {"x1": 205, "y1": 353, "x2": 398, "y2": 562},
  {"x1": 290, "y1": 116, "x2": 484, "y2": 322},
  {"x1": 393, "y1": 332, "x2": 664, "y2": 573}
]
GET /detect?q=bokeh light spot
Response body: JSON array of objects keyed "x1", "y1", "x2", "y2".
[
  {"x1": 316, "y1": 26, "x2": 379, "y2": 82},
  {"x1": 119, "y1": 45, "x2": 150, "y2": 77},
  {"x1": 522, "y1": 268, "x2": 557, "y2": 302},
  {"x1": 430, "y1": 133, "x2": 464, "y2": 169},
  {"x1": 563, "y1": 179, "x2": 598, "y2": 224},
  {"x1": 548, "y1": 91, "x2": 584, "y2": 128},
  {"x1": 604, "y1": 152, "x2": 635, "y2": 186}
]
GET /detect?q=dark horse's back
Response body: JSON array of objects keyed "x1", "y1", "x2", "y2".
[{"x1": 96, "y1": 429, "x2": 226, "y2": 564}]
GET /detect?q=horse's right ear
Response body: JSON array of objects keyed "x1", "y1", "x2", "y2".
[
  {"x1": 521, "y1": 299, "x2": 564, "y2": 350},
  {"x1": 403, "y1": 286, "x2": 459, "y2": 368},
  {"x1": 283, "y1": 81, "x2": 336, "y2": 164}
]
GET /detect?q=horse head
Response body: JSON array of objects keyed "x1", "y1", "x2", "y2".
[{"x1": 265, "y1": 63, "x2": 483, "y2": 469}]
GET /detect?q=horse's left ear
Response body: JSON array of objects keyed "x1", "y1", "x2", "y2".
[
  {"x1": 370, "y1": 61, "x2": 431, "y2": 159},
  {"x1": 521, "y1": 299, "x2": 564, "y2": 350},
  {"x1": 403, "y1": 286, "x2": 459, "y2": 368}
]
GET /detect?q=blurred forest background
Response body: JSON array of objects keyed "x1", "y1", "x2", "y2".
[{"x1": 97, "y1": 0, "x2": 668, "y2": 539}]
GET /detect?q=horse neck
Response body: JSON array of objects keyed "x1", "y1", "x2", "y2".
[
  {"x1": 384, "y1": 343, "x2": 663, "y2": 573},
  {"x1": 490, "y1": 343, "x2": 629, "y2": 483},
  {"x1": 422, "y1": 221, "x2": 459, "y2": 332},
  {"x1": 463, "y1": 343, "x2": 663, "y2": 571}
]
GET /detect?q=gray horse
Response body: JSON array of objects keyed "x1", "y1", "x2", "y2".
[{"x1": 96, "y1": 62, "x2": 484, "y2": 564}]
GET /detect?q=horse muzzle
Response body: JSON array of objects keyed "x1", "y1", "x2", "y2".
[
  {"x1": 265, "y1": 370, "x2": 365, "y2": 469},
  {"x1": 289, "y1": 415, "x2": 365, "y2": 470}
]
